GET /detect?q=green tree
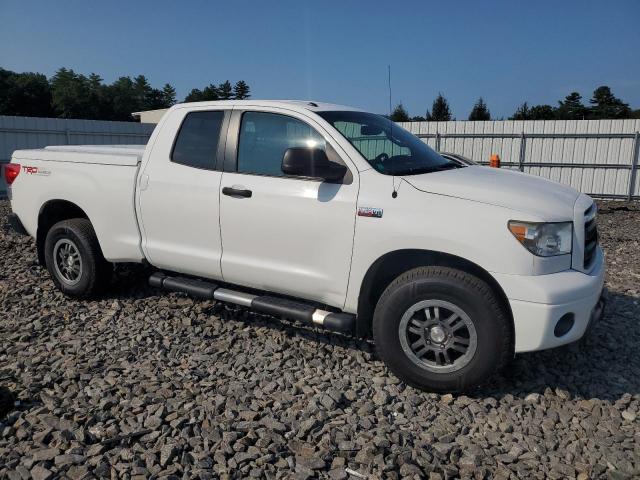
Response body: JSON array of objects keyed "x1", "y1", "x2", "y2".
[
  {"x1": 556, "y1": 92, "x2": 587, "y2": 120},
  {"x1": 0, "y1": 68, "x2": 13, "y2": 114},
  {"x1": 233, "y1": 80, "x2": 250, "y2": 100},
  {"x1": 468, "y1": 97, "x2": 491, "y2": 121},
  {"x1": 129, "y1": 75, "x2": 176, "y2": 111},
  {"x1": 134, "y1": 75, "x2": 152, "y2": 107},
  {"x1": 185, "y1": 84, "x2": 220, "y2": 102},
  {"x1": 86, "y1": 73, "x2": 116, "y2": 120},
  {"x1": 529, "y1": 105, "x2": 555, "y2": 120},
  {"x1": 106, "y1": 76, "x2": 142, "y2": 120},
  {"x1": 162, "y1": 83, "x2": 177, "y2": 106},
  {"x1": 510, "y1": 102, "x2": 556, "y2": 120},
  {"x1": 185, "y1": 88, "x2": 205, "y2": 102},
  {"x1": 1, "y1": 67, "x2": 255, "y2": 119},
  {"x1": 390, "y1": 103, "x2": 410, "y2": 122},
  {"x1": 510, "y1": 102, "x2": 531, "y2": 120},
  {"x1": 50, "y1": 68, "x2": 93, "y2": 118},
  {"x1": 589, "y1": 86, "x2": 630, "y2": 119},
  {"x1": 218, "y1": 80, "x2": 233, "y2": 100},
  {"x1": 411, "y1": 115, "x2": 426, "y2": 121},
  {"x1": 427, "y1": 93, "x2": 452, "y2": 121},
  {"x1": 144, "y1": 88, "x2": 169, "y2": 110},
  {"x1": 14, "y1": 72, "x2": 55, "y2": 117},
  {"x1": 0, "y1": 68, "x2": 54, "y2": 117},
  {"x1": 202, "y1": 84, "x2": 220, "y2": 100}
]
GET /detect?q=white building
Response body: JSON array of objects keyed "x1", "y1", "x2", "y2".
[{"x1": 131, "y1": 108, "x2": 169, "y2": 124}]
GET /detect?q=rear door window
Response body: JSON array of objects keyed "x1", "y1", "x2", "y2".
[{"x1": 171, "y1": 111, "x2": 224, "y2": 169}]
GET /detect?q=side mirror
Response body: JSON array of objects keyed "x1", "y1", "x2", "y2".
[{"x1": 281, "y1": 147, "x2": 347, "y2": 182}]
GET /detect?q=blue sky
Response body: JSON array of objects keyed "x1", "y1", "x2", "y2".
[{"x1": 1, "y1": 0, "x2": 638, "y2": 118}]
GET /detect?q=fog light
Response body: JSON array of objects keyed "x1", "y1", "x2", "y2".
[{"x1": 554, "y1": 313, "x2": 575, "y2": 337}]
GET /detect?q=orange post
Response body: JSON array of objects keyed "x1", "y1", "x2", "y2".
[{"x1": 490, "y1": 154, "x2": 501, "y2": 168}]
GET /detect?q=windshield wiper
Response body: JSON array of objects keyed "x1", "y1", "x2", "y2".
[
  {"x1": 393, "y1": 163, "x2": 459, "y2": 176},
  {"x1": 433, "y1": 162, "x2": 461, "y2": 171}
]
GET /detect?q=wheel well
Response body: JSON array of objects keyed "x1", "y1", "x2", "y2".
[
  {"x1": 36, "y1": 200, "x2": 89, "y2": 265},
  {"x1": 356, "y1": 249, "x2": 514, "y2": 338}
]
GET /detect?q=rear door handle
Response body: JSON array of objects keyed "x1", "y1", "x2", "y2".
[
  {"x1": 222, "y1": 186, "x2": 252, "y2": 198},
  {"x1": 139, "y1": 174, "x2": 150, "y2": 191}
]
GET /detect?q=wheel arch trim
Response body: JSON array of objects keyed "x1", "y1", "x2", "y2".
[
  {"x1": 355, "y1": 248, "x2": 514, "y2": 338},
  {"x1": 36, "y1": 199, "x2": 96, "y2": 265}
]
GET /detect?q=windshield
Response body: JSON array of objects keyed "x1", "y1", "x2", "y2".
[{"x1": 318, "y1": 111, "x2": 456, "y2": 175}]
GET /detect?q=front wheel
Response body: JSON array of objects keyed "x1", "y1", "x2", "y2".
[
  {"x1": 44, "y1": 219, "x2": 112, "y2": 297},
  {"x1": 373, "y1": 266, "x2": 513, "y2": 392}
]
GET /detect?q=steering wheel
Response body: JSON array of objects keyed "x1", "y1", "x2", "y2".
[
  {"x1": 374, "y1": 152, "x2": 390, "y2": 163},
  {"x1": 370, "y1": 152, "x2": 390, "y2": 172}
]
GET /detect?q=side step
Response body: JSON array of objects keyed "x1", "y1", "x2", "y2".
[{"x1": 149, "y1": 272, "x2": 355, "y2": 333}]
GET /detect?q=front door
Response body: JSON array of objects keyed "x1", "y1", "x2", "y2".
[
  {"x1": 137, "y1": 108, "x2": 228, "y2": 279},
  {"x1": 219, "y1": 109, "x2": 358, "y2": 308}
]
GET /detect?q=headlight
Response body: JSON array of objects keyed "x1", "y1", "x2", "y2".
[{"x1": 508, "y1": 221, "x2": 573, "y2": 257}]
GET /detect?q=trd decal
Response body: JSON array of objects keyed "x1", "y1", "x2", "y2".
[
  {"x1": 22, "y1": 166, "x2": 51, "y2": 176},
  {"x1": 358, "y1": 207, "x2": 383, "y2": 218}
]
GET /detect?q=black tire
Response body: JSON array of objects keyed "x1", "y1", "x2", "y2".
[
  {"x1": 373, "y1": 266, "x2": 513, "y2": 393},
  {"x1": 44, "y1": 219, "x2": 112, "y2": 298}
]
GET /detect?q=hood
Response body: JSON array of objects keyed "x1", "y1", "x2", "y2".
[{"x1": 403, "y1": 166, "x2": 580, "y2": 221}]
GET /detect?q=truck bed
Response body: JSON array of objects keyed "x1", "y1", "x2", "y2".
[
  {"x1": 9, "y1": 144, "x2": 145, "y2": 263},
  {"x1": 13, "y1": 144, "x2": 145, "y2": 166}
]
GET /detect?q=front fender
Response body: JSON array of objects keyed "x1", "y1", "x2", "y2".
[{"x1": 344, "y1": 175, "x2": 535, "y2": 312}]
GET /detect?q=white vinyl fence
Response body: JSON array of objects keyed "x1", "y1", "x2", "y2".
[
  {"x1": 400, "y1": 119, "x2": 640, "y2": 200},
  {"x1": 0, "y1": 115, "x2": 155, "y2": 195}
]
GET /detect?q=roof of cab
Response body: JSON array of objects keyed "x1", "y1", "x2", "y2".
[{"x1": 170, "y1": 100, "x2": 366, "y2": 113}]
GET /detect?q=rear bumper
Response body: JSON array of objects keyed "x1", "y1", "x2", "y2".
[
  {"x1": 7, "y1": 213, "x2": 28, "y2": 235},
  {"x1": 493, "y1": 247, "x2": 605, "y2": 352}
]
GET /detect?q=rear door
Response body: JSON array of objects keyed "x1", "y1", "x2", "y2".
[
  {"x1": 219, "y1": 108, "x2": 359, "y2": 309},
  {"x1": 137, "y1": 107, "x2": 229, "y2": 279}
]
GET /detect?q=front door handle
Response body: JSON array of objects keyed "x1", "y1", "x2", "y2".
[{"x1": 222, "y1": 186, "x2": 252, "y2": 198}]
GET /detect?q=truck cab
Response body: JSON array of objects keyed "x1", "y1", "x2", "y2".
[{"x1": 137, "y1": 103, "x2": 359, "y2": 309}]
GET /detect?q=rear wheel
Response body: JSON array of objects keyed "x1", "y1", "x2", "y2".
[
  {"x1": 373, "y1": 266, "x2": 512, "y2": 392},
  {"x1": 44, "y1": 219, "x2": 112, "y2": 297}
]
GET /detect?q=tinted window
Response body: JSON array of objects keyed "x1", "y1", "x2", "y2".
[
  {"x1": 237, "y1": 112, "x2": 325, "y2": 176},
  {"x1": 318, "y1": 111, "x2": 455, "y2": 176},
  {"x1": 171, "y1": 111, "x2": 224, "y2": 169}
]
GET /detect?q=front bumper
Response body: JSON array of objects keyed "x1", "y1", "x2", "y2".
[
  {"x1": 493, "y1": 247, "x2": 605, "y2": 352},
  {"x1": 584, "y1": 290, "x2": 606, "y2": 337}
]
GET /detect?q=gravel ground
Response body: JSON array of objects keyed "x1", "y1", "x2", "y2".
[{"x1": 0, "y1": 199, "x2": 638, "y2": 480}]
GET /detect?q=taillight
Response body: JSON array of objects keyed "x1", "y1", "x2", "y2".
[{"x1": 4, "y1": 163, "x2": 20, "y2": 185}]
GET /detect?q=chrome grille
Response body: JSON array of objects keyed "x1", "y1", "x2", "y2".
[{"x1": 583, "y1": 205, "x2": 598, "y2": 269}]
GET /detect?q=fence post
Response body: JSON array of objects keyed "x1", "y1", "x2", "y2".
[
  {"x1": 518, "y1": 131, "x2": 526, "y2": 172},
  {"x1": 435, "y1": 131, "x2": 441, "y2": 152},
  {"x1": 629, "y1": 131, "x2": 640, "y2": 201},
  {"x1": 65, "y1": 128, "x2": 71, "y2": 145}
]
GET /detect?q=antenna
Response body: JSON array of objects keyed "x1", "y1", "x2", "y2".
[
  {"x1": 388, "y1": 65, "x2": 399, "y2": 198},
  {"x1": 388, "y1": 65, "x2": 392, "y2": 118}
]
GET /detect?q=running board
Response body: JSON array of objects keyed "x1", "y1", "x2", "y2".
[{"x1": 149, "y1": 272, "x2": 355, "y2": 333}]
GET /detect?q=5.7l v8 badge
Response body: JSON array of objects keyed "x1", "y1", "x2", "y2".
[{"x1": 357, "y1": 207, "x2": 383, "y2": 218}]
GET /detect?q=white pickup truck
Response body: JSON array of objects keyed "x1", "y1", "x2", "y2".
[{"x1": 5, "y1": 100, "x2": 605, "y2": 392}]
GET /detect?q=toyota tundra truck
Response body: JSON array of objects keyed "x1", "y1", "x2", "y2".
[{"x1": 4, "y1": 100, "x2": 605, "y2": 392}]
